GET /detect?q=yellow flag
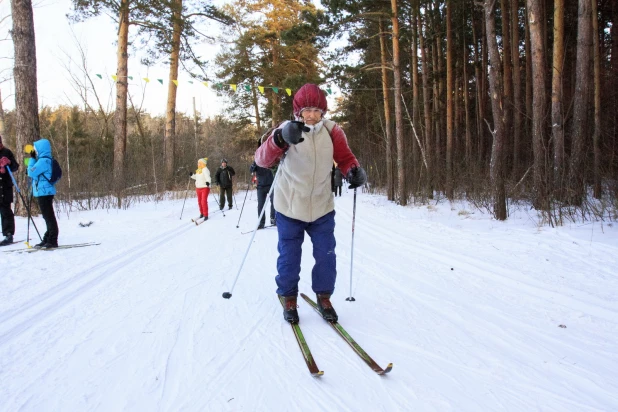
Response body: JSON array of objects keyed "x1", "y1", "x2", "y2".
[
  {"x1": 258, "y1": 86, "x2": 265, "y2": 94},
  {"x1": 202, "y1": 81, "x2": 209, "y2": 87},
  {"x1": 286, "y1": 88, "x2": 292, "y2": 96},
  {"x1": 143, "y1": 77, "x2": 150, "y2": 83},
  {"x1": 172, "y1": 80, "x2": 179, "y2": 86},
  {"x1": 230, "y1": 84, "x2": 237, "y2": 92},
  {"x1": 111, "y1": 75, "x2": 118, "y2": 82}
]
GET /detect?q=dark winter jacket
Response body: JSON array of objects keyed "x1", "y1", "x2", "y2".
[
  {"x1": 333, "y1": 167, "x2": 343, "y2": 186},
  {"x1": 250, "y1": 161, "x2": 274, "y2": 188},
  {"x1": 215, "y1": 166, "x2": 236, "y2": 188},
  {"x1": 0, "y1": 146, "x2": 19, "y2": 204},
  {"x1": 27, "y1": 139, "x2": 57, "y2": 197}
]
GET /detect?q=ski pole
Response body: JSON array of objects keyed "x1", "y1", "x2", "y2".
[
  {"x1": 236, "y1": 182, "x2": 251, "y2": 228},
  {"x1": 7, "y1": 167, "x2": 42, "y2": 243},
  {"x1": 346, "y1": 187, "x2": 358, "y2": 302},
  {"x1": 233, "y1": 191, "x2": 239, "y2": 210},
  {"x1": 212, "y1": 188, "x2": 225, "y2": 217},
  {"x1": 223, "y1": 158, "x2": 284, "y2": 299},
  {"x1": 180, "y1": 177, "x2": 191, "y2": 219}
]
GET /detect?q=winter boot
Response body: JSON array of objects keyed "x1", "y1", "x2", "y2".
[
  {"x1": 43, "y1": 241, "x2": 58, "y2": 249},
  {"x1": 34, "y1": 237, "x2": 48, "y2": 249},
  {"x1": 199, "y1": 214, "x2": 204, "y2": 219},
  {"x1": 282, "y1": 295, "x2": 299, "y2": 324},
  {"x1": 0, "y1": 235, "x2": 13, "y2": 246},
  {"x1": 316, "y1": 293, "x2": 338, "y2": 323}
]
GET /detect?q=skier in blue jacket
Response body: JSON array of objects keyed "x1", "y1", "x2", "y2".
[{"x1": 27, "y1": 139, "x2": 59, "y2": 248}]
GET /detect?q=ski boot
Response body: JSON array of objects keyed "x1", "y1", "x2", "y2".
[
  {"x1": 0, "y1": 234, "x2": 13, "y2": 246},
  {"x1": 316, "y1": 293, "x2": 338, "y2": 323},
  {"x1": 282, "y1": 295, "x2": 299, "y2": 324}
]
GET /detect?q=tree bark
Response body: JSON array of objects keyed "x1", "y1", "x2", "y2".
[
  {"x1": 164, "y1": 0, "x2": 182, "y2": 189},
  {"x1": 114, "y1": 0, "x2": 130, "y2": 205},
  {"x1": 379, "y1": 18, "x2": 395, "y2": 201},
  {"x1": 484, "y1": 0, "x2": 507, "y2": 220},
  {"x1": 418, "y1": 9, "x2": 433, "y2": 198},
  {"x1": 391, "y1": 0, "x2": 407, "y2": 205},
  {"x1": 446, "y1": 0, "x2": 454, "y2": 199},
  {"x1": 11, "y1": 0, "x2": 40, "y2": 173},
  {"x1": 551, "y1": 0, "x2": 565, "y2": 194},
  {"x1": 511, "y1": 0, "x2": 523, "y2": 179},
  {"x1": 527, "y1": 0, "x2": 548, "y2": 209},
  {"x1": 568, "y1": 0, "x2": 592, "y2": 205},
  {"x1": 591, "y1": 0, "x2": 601, "y2": 199},
  {"x1": 500, "y1": 0, "x2": 513, "y2": 172}
]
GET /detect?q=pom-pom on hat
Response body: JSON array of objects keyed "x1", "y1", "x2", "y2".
[{"x1": 293, "y1": 84, "x2": 328, "y2": 118}]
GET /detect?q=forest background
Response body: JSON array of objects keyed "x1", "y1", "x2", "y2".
[{"x1": 2, "y1": 0, "x2": 617, "y2": 225}]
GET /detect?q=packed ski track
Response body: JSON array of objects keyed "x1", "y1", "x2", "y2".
[{"x1": 1, "y1": 189, "x2": 618, "y2": 411}]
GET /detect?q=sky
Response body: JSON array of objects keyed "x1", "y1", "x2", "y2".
[
  {"x1": 1, "y1": 191, "x2": 618, "y2": 410},
  {"x1": 0, "y1": 0, "x2": 338, "y2": 120}
]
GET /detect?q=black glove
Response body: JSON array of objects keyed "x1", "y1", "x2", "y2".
[
  {"x1": 206, "y1": 182, "x2": 210, "y2": 187},
  {"x1": 189, "y1": 172, "x2": 193, "y2": 177},
  {"x1": 30, "y1": 150, "x2": 36, "y2": 159},
  {"x1": 273, "y1": 121, "x2": 310, "y2": 148},
  {"x1": 346, "y1": 166, "x2": 367, "y2": 189}
]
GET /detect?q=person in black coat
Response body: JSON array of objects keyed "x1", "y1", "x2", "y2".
[
  {"x1": 250, "y1": 160, "x2": 275, "y2": 229},
  {"x1": 0, "y1": 135, "x2": 19, "y2": 246},
  {"x1": 214, "y1": 159, "x2": 235, "y2": 210},
  {"x1": 333, "y1": 165, "x2": 343, "y2": 197}
]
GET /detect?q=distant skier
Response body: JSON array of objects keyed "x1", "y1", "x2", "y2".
[
  {"x1": 215, "y1": 159, "x2": 235, "y2": 210},
  {"x1": 255, "y1": 83, "x2": 367, "y2": 324},
  {"x1": 250, "y1": 137, "x2": 276, "y2": 229},
  {"x1": 190, "y1": 158, "x2": 211, "y2": 220},
  {"x1": 0, "y1": 135, "x2": 19, "y2": 246},
  {"x1": 333, "y1": 165, "x2": 343, "y2": 197},
  {"x1": 27, "y1": 138, "x2": 59, "y2": 249}
]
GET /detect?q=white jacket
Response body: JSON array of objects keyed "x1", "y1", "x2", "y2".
[
  {"x1": 191, "y1": 167, "x2": 211, "y2": 188},
  {"x1": 274, "y1": 120, "x2": 334, "y2": 222}
]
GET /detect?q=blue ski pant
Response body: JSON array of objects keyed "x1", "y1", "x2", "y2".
[{"x1": 275, "y1": 210, "x2": 337, "y2": 297}]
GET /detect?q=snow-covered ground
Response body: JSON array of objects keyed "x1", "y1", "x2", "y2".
[{"x1": 2, "y1": 189, "x2": 618, "y2": 411}]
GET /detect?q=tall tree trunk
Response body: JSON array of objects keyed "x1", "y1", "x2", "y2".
[
  {"x1": 418, "y1": 10, "x2": 433, "y2": 198},
  {"x1": 525, "y1": 7, "x2": 533, "y2": 153},
  {"x1": 481, "y1": 13, "x2": 489, "y2": 166},
  {"x1": 379, "y1": 18, "x2": 395, "y2": 201},
  {"x1": 446, "y1": 0, "x2": 454, "y2": 199},
  {"x1": 528, "y1": 0, "x2": 548, "y2": 209},
  {"x1": 411, "y1": 4, "x2": 421, "y2": 191},
  {"x1": 11, "y1": 0, "x2": 40, "y2": 174},
  {"x1": 500, "y1": 0, "x2": 513, "y2": 173},
  {"x1": 251, "y1": 81, "x2": 261, "y2": 132},
  {"x1": 551, "y1": 0, "x2": 565, "y2": 194},
  {"x1": 463, "y1": 28, "x2": 472, "y2": 165},
  {"x1": 511, "y1": 0, "x2": 523, "y2": 179},
  {"x1": 391, "y1": 0, "x2": 407, "y2": 205},
  {"x1": 591, "y1": 0, "x2": 601, "y2": 199},
  {"x1": 164, "y1": 0, "x2": 182, "y2": 190},
  {"x1": 612, "y1": 0, "x2": 618, "y2": 179},
  {"x1": 114, "y1": 0, "x2": 130, "y2": 205},
  {"x1": 0, "y1": 89, "x2": 6, "y2": 144},
  {"x1": 472, "y1": 12, "x2": 484, "y2": 167},
  {"x1": 568, "y1": 0, "x2": 592, "y2": 205},
  {"x1": 484, "y1": 0, "x2": 507, "y2": 220}
]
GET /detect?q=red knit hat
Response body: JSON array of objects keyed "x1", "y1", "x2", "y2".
[{"x1": 293, "y1": 84, "x2": 328, "y2": 118}]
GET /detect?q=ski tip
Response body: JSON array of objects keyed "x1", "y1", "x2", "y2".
[
  {"x1": 379, "y1": 363, "x2": 393, "y2": 375},
  {"x1": 312, "y1": 371, "x2": 325, "y2": 377}
]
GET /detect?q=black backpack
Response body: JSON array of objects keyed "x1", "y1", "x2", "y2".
[{"x1": 41, "y1": 156, "x2": 62, "y2": 185}]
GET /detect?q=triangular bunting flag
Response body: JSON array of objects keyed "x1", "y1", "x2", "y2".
[
  {"x1": 96, "y1": 74, "x2": 102, "y2": 79},
  {"x1": 216, "y1": 83, "x2": 223, "y2": 90},
  {"x1": 244, "y1": 84, "x2": 251, "y2": 92},
  {"x1": 128, "y1": 76, "x2": 133, "y2": 80},
  {"x1": 272, "y1": 87, "x2": 279, "y2": 93},
  {"x1": 326, "y1": 88, "x2": 332, "y2": 95},
  {"x1": 143, "y1": 77, "x2": 150, "y2": 83},
  {"x1": 258, "y1": 86, "x2": 265, "y2": 94},
  {"x1": 230, "y1": 84, "x2": 237, "y2": 92},
  {"x1": 189, "y1": 80, "x2": 194, "y2": 84},
  {"x1": 286, "y1": 88, "x2": 292, "y2": 96},
  {"x1": 111, "y1": 75, "x2": 118, "y2": 82},
  {"x1": 172, "y1": 80, "x2": 179, "y2": 86},
  {"x1": 202, "y1": 81, "x2": 209, "y2": 87},
  {"x1": 157, "y1": 79, "x2": 163, "y2": 84}
]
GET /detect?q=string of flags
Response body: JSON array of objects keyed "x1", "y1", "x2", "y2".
[{"x1": 94, "y1": 73, "x2": 333, "y2": 96}]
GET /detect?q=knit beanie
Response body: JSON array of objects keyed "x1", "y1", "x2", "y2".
[{"x1": 293, "y1": 84, "x2": 328, "y2": 118}]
